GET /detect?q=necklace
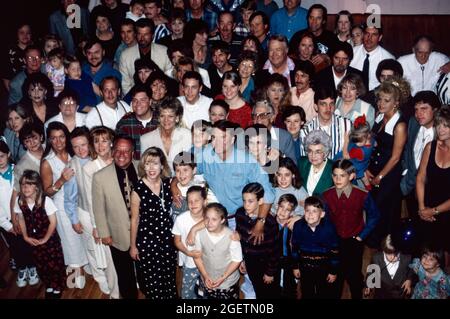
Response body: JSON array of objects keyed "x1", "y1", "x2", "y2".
[{"x1": 145, "y1": 177, "x2": 167, "y2": 212}]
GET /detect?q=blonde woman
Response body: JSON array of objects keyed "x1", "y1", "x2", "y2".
[
  {"x1": 82, "y1": 126, "x2": 119, "y2": 298},
  {"x1": 130, "y1": 147, "x2": 177, "y2": 299}
]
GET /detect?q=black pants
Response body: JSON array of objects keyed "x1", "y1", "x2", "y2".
[
  {"x1": 274, "y1": 257, "x2": 297, "y2": 299},
  {"x1": 2, "y1": 229, "x2": 34, "y2": 269},
  {"x1": 336, "y1": 237, "x2": 364, "y2": 299},
  {"x1": 110, "y1": 246, "x2": 138, "y2": 299},
  {"x1": 300, "y1": 266, "x2": 337, "y2": 299},
  {"x1": 405, "y1": 192, "x2": 419, "y2": 221},
  {"x1": 367, "y1": 173, "x2": 402, "y2": 248},
  {"x1": 245, "y1": 255, "x2": 280, "y2": 299}
]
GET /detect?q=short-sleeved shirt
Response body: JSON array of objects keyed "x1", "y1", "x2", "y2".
[
  {"x1": 14, "y1": 196, "x2": 58, "y2": 216},
  {"x1": 172, "y1": 211, "x2": 201, "y2": 268}
]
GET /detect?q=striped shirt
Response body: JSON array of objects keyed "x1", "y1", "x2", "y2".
[
  {"x1": 299, "y1": 114, "x2": 352, "y2": 159},
  {"x1": 153, "y1": 24, "x2": 171, "y2": 43}
]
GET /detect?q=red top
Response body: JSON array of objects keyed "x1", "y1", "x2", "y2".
[{"x1": 215, "y1": 94, "x2": 253, "y2": 128}]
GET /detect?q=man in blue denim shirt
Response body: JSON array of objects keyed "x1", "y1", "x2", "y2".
[{"x1": 174, "y1": 120, "x2": 275, "y2": 243}]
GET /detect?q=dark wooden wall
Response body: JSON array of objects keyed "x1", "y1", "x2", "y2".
[{"x1": 326, "y1": 14, "x2": 450, "y2": 57}]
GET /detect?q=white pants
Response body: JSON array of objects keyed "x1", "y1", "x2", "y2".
[{"x1": 78, "y1": 208, "x2": 120, "y2": 299}]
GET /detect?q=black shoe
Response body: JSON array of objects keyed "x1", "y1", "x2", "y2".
[
  {"x1": 45, "y1": 291, "x2": 53, "y2": 299},
  {"x1": 0, "y1": 277, "x2": 6, "y2": 289},
  {"x1": 52, "y1": 292, "x2": 62, "y2": 299}
]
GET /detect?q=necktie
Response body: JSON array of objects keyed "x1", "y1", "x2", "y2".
[
  {"x1": 124, "y1": 169, "x2": 132, "y2": 213},
  {"x1": 362, "y1": 54, "x2": 370, "y2": 90},
  {"x1": 283, "y1": 226, "x2": 288, "y2": 257},
  {"x1": 420, "y1": 65, "x2": 425, "y2": 90}
]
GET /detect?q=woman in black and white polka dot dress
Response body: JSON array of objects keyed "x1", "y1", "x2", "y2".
[{"x1": 130, "y1": 147, "x2": 177, "y2": 299}]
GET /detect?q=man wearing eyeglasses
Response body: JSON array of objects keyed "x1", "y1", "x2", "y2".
[
  {"x1": 251, "y1": 99, "x2": 297, "y2": 163},
  {"x1": 8, "y1": 46, "x2": 52, "y2": 105}
]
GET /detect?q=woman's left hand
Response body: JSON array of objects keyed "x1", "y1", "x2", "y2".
[
  {"x1": 38, "y1": 238, "x2": 48, "y2": 245},
  {"x1": 267, "y1": 148, "x2": 280, "y2": 161},
  {"x1": 263, "y1": 275, "x2": 274, "y2": 284},
  {"x1": 327, "y1": 274, "x2": 337, "y2": 283},
  {"x1": 418, "y1": 207, "x2": 436, "y2": 222},
  {"x1": 370, "y1": 174, "x2": 382, "y2": 187}
]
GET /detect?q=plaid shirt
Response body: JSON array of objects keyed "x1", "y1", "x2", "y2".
[
  {"x1": 234, "y1": 22, "x2": 250, "y2": 38},
  {"x1": 115, "y1": 112, "x2": 159, "y2": 160},
  {"x1": 186, "y1": 9, "x2": 218, "y2": 35}
]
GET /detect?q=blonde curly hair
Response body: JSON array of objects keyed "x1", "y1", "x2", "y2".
[{"x1": 375, "y1": 76, "x2": 411, "y2": 106}]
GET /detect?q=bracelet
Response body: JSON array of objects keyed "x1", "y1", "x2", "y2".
[
  {"x1": 52, "y1": 184, "x2": 60, "y2": 192},
  {"x1": 257, "y1": 217, "x2": 266, "y2": 224},
  {"x1": 377, "y1": 174, "x2": 384, "y2": 180},
  {"x1": 433, "y1": 207, "x2": 440, "y2": 215}
]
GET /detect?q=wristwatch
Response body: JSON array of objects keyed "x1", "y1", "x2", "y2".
[
  {"x1": 52, "y1": 184, "x2": 60, "y2": 192},
  {"x1": 257, "y1": 217, "x2": 266, "y2": 224},
  {"x1": 433, "y1": 207, "x2": 440, "y2": 216}
]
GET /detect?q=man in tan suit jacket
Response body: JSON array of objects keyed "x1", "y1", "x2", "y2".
[
  {"x1": 119, "y1": 18, "x2": 172, "y2": 95},
  {"x1": 92, "y1": 136, "x2": 139, "y2": 299}
]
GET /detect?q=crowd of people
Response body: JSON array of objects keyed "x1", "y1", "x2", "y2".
[{"x1": 0, "y1": 0, "x2": 449, "y2": 299}]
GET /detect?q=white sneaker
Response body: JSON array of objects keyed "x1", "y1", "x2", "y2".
[
  {"x1": 75, "y1": 275, "x2": 86, "y2": 289},
  {"x1": 98, "y1": 280, "x2": 111, "y2": 295},
  {"x1": 16, "y1": 268, "x2": 28, "y2": 288},
  {"x1": 27, "y1": 267, "x2": 40, "y2": 286}
]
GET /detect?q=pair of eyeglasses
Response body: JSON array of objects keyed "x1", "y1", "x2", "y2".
[
  {"x1": 306, "y1": 150, "x2": 324, "y2": 156},
  {"x1": 27, "y1": 56, "x2": 41, "y2": 62},
  {"x1": 252, "y1": 112, "x2": 272, "y2": 119}
]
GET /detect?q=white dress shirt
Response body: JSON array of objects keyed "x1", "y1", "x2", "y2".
[
  {"x1": 306, "y1": 160, "x2": 327, "y2": 196},
  {"x1": 44, "y1": 112, "x2": 87, "y2": 131},
  {"x1": 140, "y1": 127, "x2": 192, "y2": 175},
  {"x1": 351, "y1": 45, "x2": 395, "y2": 90},
  {"x1": 383, "y1": 253, "x2": 400, "y2": 279},
  {"x1": 333, "y1": 68, "x2": 347, "y2": 89},
  {"x1": 413, "y1": 126, "x2": 434, "y2": 168},
  {"x1": 398, "y1": 51, "x2": 449, "y2": 96},
  {"x1": 85, "y1": 100, "x2": 131, "y2": 130}
]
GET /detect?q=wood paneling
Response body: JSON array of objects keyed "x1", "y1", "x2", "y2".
[{"x1": 326, "y1": 14, "x2": 450, "y2": 57}]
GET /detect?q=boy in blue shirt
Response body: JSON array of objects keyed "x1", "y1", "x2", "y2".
[{"x1": 292, "y1": 196, "x2": 339, "y2": 299}]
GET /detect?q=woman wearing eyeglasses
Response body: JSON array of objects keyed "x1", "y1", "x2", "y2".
[
  {"x1": 298, "y1": 130, "x2": 334, "y2": 196},
  {"x1": 237, "y1": 50, "x2": 259, "y2": 103},
  {"x1": 44, "y1": 89, "x2": 87, "y2": 133}
]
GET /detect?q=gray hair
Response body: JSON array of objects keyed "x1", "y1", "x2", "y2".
[
  {"x1": 253, "y1": 99, "x2": 274, "y2": 114},
  {"x1": 303, "y1": 130, "x2": 332, "y2": 155}
]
